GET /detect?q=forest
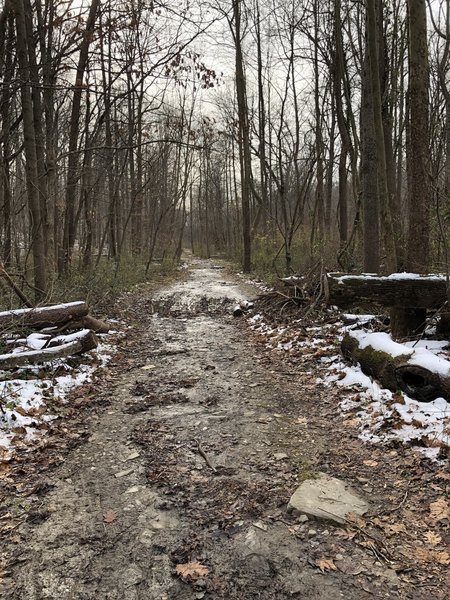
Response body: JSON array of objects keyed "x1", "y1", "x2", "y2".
[
  {"x1": 1, "y1": 2, "x2": 450, "y2": 597},
  {"x1": 0, "y1": 0, "x2": 449, "y2": 298}
]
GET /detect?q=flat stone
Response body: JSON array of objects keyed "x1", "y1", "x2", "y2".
[{"x1": 288, "y1": 473, "x2": 369, "y2": 525}]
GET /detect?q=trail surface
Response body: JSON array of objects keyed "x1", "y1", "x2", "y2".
[{"x1": 1, "y1": 258, "x2": 435, "y2": 599}]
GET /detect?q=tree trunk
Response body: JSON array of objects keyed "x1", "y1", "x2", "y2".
[
  {"x1": 13, "y1": 0, "x2": 47, "y2": 296},
  {"x1": 61, "y1": 0, "x2": 100, "y2": 273},
  {"x1": 233, "y1": 0, "x2": 252, "y2": 272},
  {"x1": 367, "y1": 0, "x2": 396, "y2": 271}
]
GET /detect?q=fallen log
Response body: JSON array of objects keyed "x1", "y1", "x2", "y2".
[
  {"x1": 61, "y1": 315, "x2": 110, "y2": 334},
  {"x1": 341, "y1": 331, "x2": 450, "y2": 402},
  {"x1": 0, "y1": 301, "x2": 89, "y2": 331},
  {"x1": 0, "y1": 329, "x2": 98, "y2": 370},
  {"x1": 326, "y1": 273, "x2": 448, "y2": 309}
]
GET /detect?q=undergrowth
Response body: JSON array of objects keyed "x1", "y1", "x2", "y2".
[{"x1": 0, "y1": 255, "x2": 180, "y2": 311}]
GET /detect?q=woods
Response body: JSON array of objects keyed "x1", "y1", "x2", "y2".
[{"x1": 0, "y1": 0, "x2": 448, "y2": 299}]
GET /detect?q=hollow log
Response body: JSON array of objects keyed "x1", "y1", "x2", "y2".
[
  {"x1": 0, "y1": 301, "x2": 89, "y2": 331},
  {"x1": 341, "y1": 331, "x2": 450, "y2": 402},
  {"x1": 326, "y1": 273, "x2": 448, "y2": 309},
  {"x1": 0, "y1": 330, "x2": 98, "y2": 370}
]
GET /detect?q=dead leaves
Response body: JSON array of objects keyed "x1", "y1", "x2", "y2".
[
  {"x1": 424, "y1": 531, "x2": 442, "y2": 545},
  {"x1": 103, "y1": 510, "x2": 118, "y2": 523},
  {"x1": 175, "y1": 561, "x2": 209, "y2": 581},
  {"x1": 316, "y1": 557, "x2": 337, "y2": 573},
  {"x1": 346, "y1": 512, "x2": 366, "y2": 529},
  {"x1": 406, "y1": 547, "x2": 450, "y2": 566},
  {"x1": 429, "y1": 498, "x2": 450, "y2": 523}
]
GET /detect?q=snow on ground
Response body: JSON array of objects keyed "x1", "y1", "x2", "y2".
[
  {"x1": 0, "y1": 337, "x2": 116, "y2": 458},
  {"x1": 248, "y1": 310, "x2": 450, "y2": 459}
]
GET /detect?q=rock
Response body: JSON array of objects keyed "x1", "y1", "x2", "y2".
[
  {"x1": 274, "y1": 452, "x2": 288, "y2": 461},
  {"x1": 298, "y1": 514, "x2": 309, "y2": 523},
  {"x1": 307, "y1": 529, "x2": 317, "y2": 537},
  {"x1": 288, "y1": 473, "x2": 369, "y2": 525}
]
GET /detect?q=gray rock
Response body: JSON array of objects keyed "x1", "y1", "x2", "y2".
[
  {"x1": 288, "y1": 472, "x2": 369, "y2": 525},
  {"x1": 298, "y1": 514, "x2": 309, "y2": 523}
]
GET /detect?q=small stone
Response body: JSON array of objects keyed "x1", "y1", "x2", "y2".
[
  {"x1": 298, "y1": 514, "x2": 309, "y2": 523},
  {"x1": 124, "y1": 451, "x2": 140, "y2": 461},
  {"x1": 308, "y1": 529, "x2": 317, "y2": 537},
  {"x1": 115, "y1": 468, "x2": 134, "y2": 478},
  {"x1": 335, "y1": 553, "x2": 344, "y2": 561},
  {"x1": 274, "y1": 452, "x2": 288, "y2": 461}
]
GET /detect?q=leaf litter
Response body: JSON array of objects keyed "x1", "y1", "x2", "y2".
[
  {"x1": 243, "y1": 289, "x2": 450, "y2": 595},
  {"x1": 1, "y1": 261, "x2": 450, "y2": 599}
]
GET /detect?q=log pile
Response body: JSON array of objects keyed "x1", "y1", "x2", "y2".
[{"x1": 0, "y1": 301, "x2": 109, "y2": 370}]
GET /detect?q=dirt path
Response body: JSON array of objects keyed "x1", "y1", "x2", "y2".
[{"x1": 1, "y1": 258, "x2": 424, "y2": 599}]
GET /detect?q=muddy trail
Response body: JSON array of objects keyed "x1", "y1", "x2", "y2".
[{"x1": 1, "y1": 258, "x2": 443, "y2": 599}]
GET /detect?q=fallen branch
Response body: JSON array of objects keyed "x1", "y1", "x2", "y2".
[
  {"x1": 194, "y1": 439, "x2": 217, "y2": 473},
  {"x1": 0, "y1": 262, "x2": 34, "y2": 308},
  {"x1": 0, "y1": 330, "x2": 98, "y2": 369}
]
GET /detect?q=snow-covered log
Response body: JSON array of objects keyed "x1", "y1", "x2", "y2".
[
  {"x1": 0, "y1": 329, "x2": 98, "y2": 369},
  {"x1": 0, "y1": 301, "x2": 89, "y2": 331},
  {"x1": 326, "y1": 273, "x2": 448, "y2": 309},
  {"x1": 341, "y1": 331, "x2": 450, "y2": 402}
]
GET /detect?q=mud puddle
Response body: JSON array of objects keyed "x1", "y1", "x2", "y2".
[{"x1": 1, "y1": 257, "x2": 399, "y2": 599}]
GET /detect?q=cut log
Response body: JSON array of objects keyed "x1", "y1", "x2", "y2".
[
  {"x1": 0, "y1": 329, "x2": 98, "y2": 370},
  {"x1": 326, "y1": 273, "x2": 448, "y2": 309},
  {"x1": 0, "y1": 301, "x2": 89, "y2": 331},
  {"x1": 62, "y1": 315, "x2": 110, "y2": 333},
  {"x1": 341, "y1": 331, "x2": 450, "y2": 402},
  {"x1": 232, "y1": 301, "x2": 254, "y2": 317}
]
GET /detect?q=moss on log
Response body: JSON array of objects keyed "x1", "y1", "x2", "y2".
[{"x1": 341, "y1": 332, "x2": 450, "y2": 402}]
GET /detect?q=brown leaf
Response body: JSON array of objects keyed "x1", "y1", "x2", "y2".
[
  {"x1": 335, "y1": 557, "x2": 364, "y2": 576},
  {"x1": 343, "y1": 418, "x2": 360, "y2": 428},
  {"x1": 316, "y1": 557, "x2": 337, "y2": 573},
  {"x1": 410, "y1": 547, "x2": 450, "y2": 565},
  {"x1": 0, "y1": 463, "x2": 11, "y2": 479},
  {"x1": 363, "y1": 460, "x2": 378, "y2": 467},
  {"x1": 175, "y1": 561, "x2": 209, "y2": 580},
  {"x1": 429, "y1": 498, "x2": 450, "y2": 522},
  {"x1": 436, "y1": 551, "x2": 450, "y2": 565},
  {"x1": 334, "y1": 528, "x2": 357, "y2": 540},
  {"x1": 103, "y1": 510, "x2": 118, "y2": 523},
  {"x1": 424, "y1": 531, "x2": 442, "y2": 546},
  {"x1": 384, "y1": 523, "x2": 407, "y2": 535},
  {"x1": 14, "y1": 406, "x2": 30, "y2": 417},
  {"x1": 11, "y1": 427, "x2": 26, "y2": 435},
  {"x1": 346, "y1": 512, "x2": 366, "y2": 529}
]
